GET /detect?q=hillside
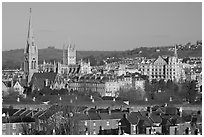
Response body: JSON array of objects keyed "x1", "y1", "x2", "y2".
[
  {"x1": 2, "y1": 47, "x2": 122, "y2": 69},
  {"x1": 2, "y1": 43, "x2": 202, "y2": 69}
]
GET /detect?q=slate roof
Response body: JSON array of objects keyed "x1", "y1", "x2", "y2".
[
  {"x1": 19, "y1": 110, "x2": 32, "y2": 117},
  {"x1": 32, "y1": 72, "x2": 57, "y2": 81},
  {"x1": 33, "y1": 111, "x2": 46, "y2": 119},
  {"x1": 2, "y1": 108, "x2": 19, "y2": 116},
  {"x1": 149, "y1": 113, "x2": 162, "y2": 124},
  {"x1": 2, "y1": 116, "x2": 35, "y2": 123},
  {"x1": 74, "y1": 113, "x2": 90, "y2": 121},
  {"x1": 88, "y1": 113, "x2": 101, "y2": 120},
  {"x1": 13, "y1": 109, "x2": 26, "y2": 116},
  {"x1": 126, "y1": 112, "x2": 140, "y2": 124},
  {"x1": 165, "y1": 107, "x2": 177, "y2": 115}
]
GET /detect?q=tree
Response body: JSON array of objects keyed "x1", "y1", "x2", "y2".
[
  {"x1": 144, "y1": 79, "x2": 153, "y2": 100},
  {"x1": 187, "y1": 80, "x2": 197, "y2": 103},
  {"x1": 158, "y1": 79, "x2": 166, "y2": 91}
]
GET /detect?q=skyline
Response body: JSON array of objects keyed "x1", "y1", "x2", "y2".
[{"x1": 2, "y1": 2, "x2": 202, "y2": 51}]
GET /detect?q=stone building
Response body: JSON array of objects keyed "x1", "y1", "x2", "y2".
[
  {"x1": 139, "y1": 46, "x2": 185, "y2": 82},
  {"x1": 24, "y1": 8, "x2": 38, "y2": 85}
]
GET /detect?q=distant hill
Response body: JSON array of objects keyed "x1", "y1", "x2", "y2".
[
  {"x1": 2, "y1": 47, "x2": 122, "y2": 69},
  {"x1": 2, "y1": 42, "x2": 202, "y2": 69}
]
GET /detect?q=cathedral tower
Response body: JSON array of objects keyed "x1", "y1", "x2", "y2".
[
  {"x1": 63, "y1": 43, "x2": 76, "y2": 65},
  {"x1": 24, "y1": 8, "x2": 38, "y2": 85}
]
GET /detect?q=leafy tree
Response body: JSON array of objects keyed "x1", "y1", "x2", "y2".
[
  {"x1": 158, "y1": 79, "x2": 166, "y2": 91},
  {"x1": 187, "y1": 80, "x2": 197, "y2": 103},
  {"x1": 166, "y1": 79, "x2": 173, "y2": 90}
]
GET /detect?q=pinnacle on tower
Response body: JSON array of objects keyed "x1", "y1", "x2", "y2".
[{"x1": 174, "y1": 45, "x2": 178, "y2": 58}]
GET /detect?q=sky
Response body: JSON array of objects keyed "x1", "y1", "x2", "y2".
[{"x1": 2, "y1": 2, "x2": 202, "y2": 51}]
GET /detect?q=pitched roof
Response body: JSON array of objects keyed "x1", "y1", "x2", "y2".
[
  {"x1": 74, "y1": 113, "x2": 90, "y2": 121},
  {"x1": 149, "y1": 113, "x2": 162, "y2": 124},
  {"x1": 13, "y1": 109, "x2": 26, "y2": 116},
  {"x1": 2, "y1": 108, "x2": 19, "y2": 116},
  {"x1": 88, "y1": 113, "x2": 101, "y2": 120},
  {"x1": 30, "y1": 72, "x2": 57, "y2": 87},
  {"x1": 153, "y1": 56, "x2": 167, "y2": 65},
  {"x1": 126, "y1": 112, "x2": 140, "y2": 124},
  {"x1": 165, "y1": 107, "x2": 177, "y2": 115}
]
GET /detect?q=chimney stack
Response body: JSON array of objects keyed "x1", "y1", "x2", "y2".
[
  {"x1": 179, "y1": 107, "x2": 183, "y2": 117},
  {"x1": 108, "y1": 107, "x2": 111, "y2": 115},
  {"x1": 92, "y1": 98, "x2": 95, "y2": 103},
  {"x1": 32, "y1": 97, "x2": 35, "y2": 102},
  {"x1": 17, "y1": 97, "x2": 20, "y2": 102}
]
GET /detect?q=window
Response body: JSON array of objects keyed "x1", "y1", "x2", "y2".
[
  {"x1": 93, "y1": 130, "x2": 96, "y2": 135},
  {"x1": 133, "y1": 125, "x2": 136, "y2": 131},
  {"x1": 107, "y1": 121, "x2": 110, "y2": 126},
  {"x1": 12, "y1": 123, "x2": 16, "y2": 129},
  {"x1": 13, "y1": 132, "x2": 16, "y2": 135},
  {"x1": 29, "y1": 124, "x2": 32, "y2": 129},
  {"x1": 2, "y1": 124, "x2": 6, "y2": 130},
  {"x1": 85, "y1": 121, "x2": 87, "y2": 126},
  {"x1": 93, "y1": 122, "x2": 96, "y2": 127}
]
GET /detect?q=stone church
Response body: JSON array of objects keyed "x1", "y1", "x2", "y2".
[{"x1": 23, "y1": 9, "x2": 92, "y2": 87}]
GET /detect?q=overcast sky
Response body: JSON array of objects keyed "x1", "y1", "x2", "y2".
[{"x1": 2, "y1": 2, "x2": 202, "y2": 51}]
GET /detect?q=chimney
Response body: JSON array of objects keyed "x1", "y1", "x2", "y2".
[
  {"x1": 32, "y1": 97, "x2": 36, "y2": 102},
  {"x1": 17, "y1": 97, "x2": 20, "y2": 102},
  {"x1": 123, "y1": 113, "x2": 127, "y2": 119},
  {"x1": 108, "y1": 107, "x2": 111, "y2": 115},
  {"x1": 92, "y1": 98, "x2": 95, "y2": 103},
  {"x1": 170, "y1": 96, "x2": 173, "y2": 102},
  {"x1": 85, "y1": 110, "x2": 89, "y2": 116},
  {"x1": 127, "y1": 108, "x2": 130, "y2": 113},
  {"x1": 11, "y1": 80, "x2": 14, "y2": 87},
  {"x1": 44, "y1": 79, "x2": 49, "y2": 87},
  {"x1": 179, "y1": 107, "x2": 183, "y2": 117}
]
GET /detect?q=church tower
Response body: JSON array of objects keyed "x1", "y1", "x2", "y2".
[
  {"x1": 174, "y1": 45, "x2": 178, "y2": 58},
  {"x1": 24, "y1": 8, "x2": 38, "y2": 85},
  {"x1": 63, "y1": 43, "x2": 76, "y2": 65},
  {"x1": 67, "y1": 44, "x2": 76, "y2": 65}
]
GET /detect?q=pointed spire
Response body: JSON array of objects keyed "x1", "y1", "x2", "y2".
[
  {"x1": 174, "y1": 45, "x2": 178, "y2": 58},
  {"x1": 25, "y1": 8, "x2": 34, "y2": 53}
]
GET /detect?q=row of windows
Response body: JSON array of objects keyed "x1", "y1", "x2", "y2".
[
  {"x1": 151, "y1": 76, "x2": 176, "y2": 79},
  {"x1": 31, "y1": 60, "x2": 37, "y2": 69},
  {"x1": 2, "y1": 123, "x2": 16, "y2": 131},
  {"x1": 85, "y1": 121, "x2": 111, "y2": 127},
  {"x1": 143, "y1": 68, "x2": 176, "y2": 71}
]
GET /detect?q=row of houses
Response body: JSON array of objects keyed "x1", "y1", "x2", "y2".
[
  {"x1": 68, "y1": 72, "x2": 146, "y2": 97},
  {"x1": 2, "y1": 104, "x2": 202, "y2": 135},
  {"x1": 3, "y1": 71, "x2": 147, "y2": 98}
]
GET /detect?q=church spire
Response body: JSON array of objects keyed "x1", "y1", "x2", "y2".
[
  {"x1": 25, "y1": 8, "x2": 34, "y2": 54},
  {"x1": 174, "y1": 45, "x2": 178, "y2": 58},
  {"x1": 24, "y1": 8, "x2": 38, "y2": 86}
]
